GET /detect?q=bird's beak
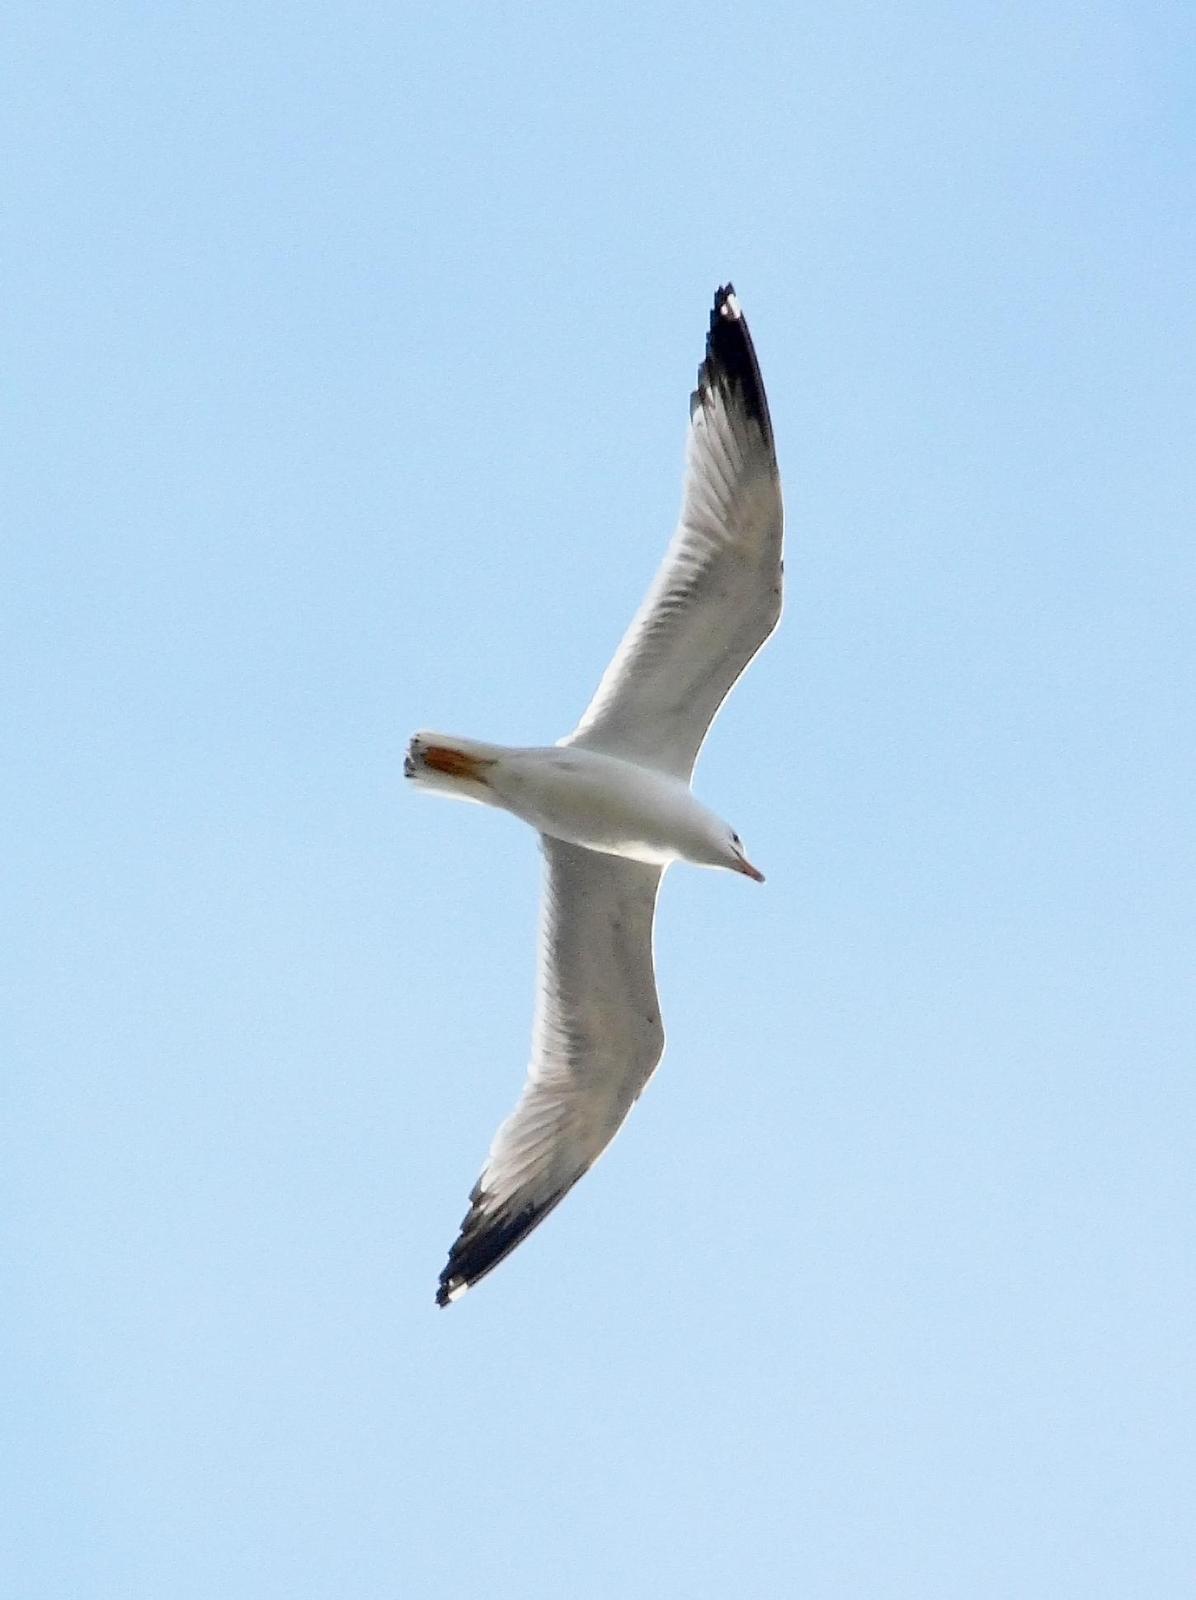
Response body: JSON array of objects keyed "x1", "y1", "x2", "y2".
[{"x1": 733, "y1": 855, "x2": 766, "y2": 883}]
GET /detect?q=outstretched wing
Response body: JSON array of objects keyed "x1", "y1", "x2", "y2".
[
  {"x1": 566, "y1": 285, "x2": 783, "y2": 780},
  {"x1": 437, "y1": 839, "x2": 665, "y2": 1304}
]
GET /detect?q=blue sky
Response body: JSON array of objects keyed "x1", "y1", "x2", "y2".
[{"x1": 4, "y1": 3, "x2": 1194, "y2": 1596}]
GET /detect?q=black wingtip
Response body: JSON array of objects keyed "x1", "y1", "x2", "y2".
[
  {"x1": 435, "y1": 1193, "x2": 562, "y2": 1307},
  {"x1": 692, "y1": 283, "x2": 774, "y2": 448}
]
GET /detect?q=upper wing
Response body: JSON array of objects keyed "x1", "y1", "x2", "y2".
[
  {"x1": 437, "y1": 838, "x2": 665, "y2": 1305},
  {"x1": 565, "y1": 285, "x2": 784, "y2": 780}
]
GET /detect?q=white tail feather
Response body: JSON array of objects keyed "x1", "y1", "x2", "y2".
[{"x1": 404, "y1": 731, "x2": 503, "y2": 803}]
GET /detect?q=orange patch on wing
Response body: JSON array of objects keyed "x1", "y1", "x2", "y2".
[{"x1": 421, "y1": 745, "x2": 495, "y2": 783}]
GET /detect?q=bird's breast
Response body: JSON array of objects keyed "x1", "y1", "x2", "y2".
[{"x1": 488, "y1": 747, "x2": 705, "y2": 865}]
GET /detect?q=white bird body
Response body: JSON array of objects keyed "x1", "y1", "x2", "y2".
[
  {"x1": 406, "y1": 734, "x2": 755, "y2": 873},
  {"x1": 407, "y1": 285, "x2": 783, "y2": 1304}
]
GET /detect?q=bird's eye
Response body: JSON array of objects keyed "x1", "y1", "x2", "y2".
[{"x1": 731, "y1": 832, "x2": 741, "y2": 846}]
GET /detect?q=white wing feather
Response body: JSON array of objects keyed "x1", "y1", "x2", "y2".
[
  {"x1": 566, "y1": 286, "x2": 783, "y2": 780},
  {"x1": 437, "y1": 838, "x2": 664, "y2": 1303}
]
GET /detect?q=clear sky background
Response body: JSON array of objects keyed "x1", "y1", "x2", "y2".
[{"x1": 4, "y1": 4, "x2": 1194, "y2": 1596}]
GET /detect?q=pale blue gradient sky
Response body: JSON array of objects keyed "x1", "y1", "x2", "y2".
[{"x1": 4, "y1": 4, "x2": 1194, "y2": 1597}]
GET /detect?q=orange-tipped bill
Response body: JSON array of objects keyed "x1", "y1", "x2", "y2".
[{"x1": 734, "y1": 856, "x2": 766, "y2": 883}]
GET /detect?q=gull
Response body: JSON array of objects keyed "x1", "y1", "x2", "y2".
[{"x1": 407, "y1": 285, "x2": 783, "y2": 1305}]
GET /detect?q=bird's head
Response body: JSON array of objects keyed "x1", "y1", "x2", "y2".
[{"x1": 715, "y1": 822, "x2": 765, "y2": 883}]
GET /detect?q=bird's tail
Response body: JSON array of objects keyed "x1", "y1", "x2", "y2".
[{"x1": 404, "y1": 731, "x2": 502, "y2": 803}]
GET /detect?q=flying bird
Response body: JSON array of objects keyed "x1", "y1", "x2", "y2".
[{"x1": 407, "y1": 285, "x2": 784, "y2": 1305}]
